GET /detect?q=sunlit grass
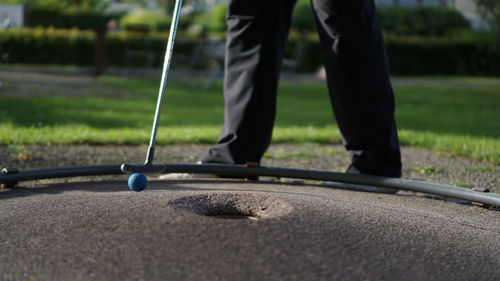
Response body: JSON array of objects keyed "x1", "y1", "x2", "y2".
[{"x1": 0, "y1": 75, "x2": 498, "y2": 164}]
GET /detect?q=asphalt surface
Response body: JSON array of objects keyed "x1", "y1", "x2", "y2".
[{"x1": 1, "y1": 179, "x2": 499, "y2": 281}]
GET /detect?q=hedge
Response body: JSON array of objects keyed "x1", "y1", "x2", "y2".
[
  {"x1": 285, "y1": 35, "x2": 500, "y2": 75},
  {"x1": 383, "y1": 35, "x2": 500, "y2": 76},
  {"x1": 119, "y1": 9, "x2": 172, "y2": 33},
  {"x1": 26, "y1": 6, "x2": 115, "y2": 31},
  {"x1": 0, "y1": 28, "x2": 199, "y2": 68},
  {"x1": 189, "y1": 2, "x2": 471, "y2": 37},
  {"x1": 376, "y1": 6, "x2": 471, "y2": 36},
  {"x1": 1, "y1": 28, "x2": 499, "y2": 76},
  {"x1": 191, "y1": 4, "x2": 228, "y2": 33},
  {"x1": 106, "y1": 32, "x2": 200, "y2": 68},
  {"x1": 0, "y1": 28, "x2": 94, "y2": 66}
]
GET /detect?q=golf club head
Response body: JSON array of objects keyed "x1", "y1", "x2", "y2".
[{"x1": 121, "y1": 163, "x2": 166, "y2": 174}]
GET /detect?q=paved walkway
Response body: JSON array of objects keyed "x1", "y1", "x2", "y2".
[{"x1": 1, "y1": 179, "x2": 498, "y2": 280}]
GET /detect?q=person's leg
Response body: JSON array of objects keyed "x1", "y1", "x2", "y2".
[
  {"x1": 201, "y1": 0, "x2": 296, "y2": 165},
  {"x1": 311, "y1": 0, "x2": 402, "y2": 177}
]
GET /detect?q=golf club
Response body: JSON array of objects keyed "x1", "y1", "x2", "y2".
[{"x1": 121, "y1": 0, "x2": 183, "y2": 174}]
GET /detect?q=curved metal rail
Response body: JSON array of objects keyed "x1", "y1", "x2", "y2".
[{"x1": 1, "y1": 163, "x2": 499, "y2": 207}]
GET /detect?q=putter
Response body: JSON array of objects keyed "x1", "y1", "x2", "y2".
[{"x1": 121, "y1": 0, "x2": 183, "y2": 174}]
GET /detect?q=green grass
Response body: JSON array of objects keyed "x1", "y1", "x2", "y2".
[
  {"x1": 0, "y1": 76, "x2": 499, "y2": 164},
  {"x1": 412, "y1": 165, "x2": 441, "y2": 174},
  {"x1": 464, "y1": 165, "x2": 498, "y2": 172}
]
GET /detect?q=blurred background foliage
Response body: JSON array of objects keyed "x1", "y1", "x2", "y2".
[
  {"x1": 119, "y1": 9, "x2": 171, "y2": 32},
  {"x1": 0, "y1": 0, "x2": 499, "y2": 75},
  {"x1": 2, "y1": 0, "x2": 477, "y2": 35},
  {"x1": 475, "y1": 0, "x2": 500, "y2": 38},
  {"x1": 27, "y1": 0, "x2": 111, "y2": 11}
]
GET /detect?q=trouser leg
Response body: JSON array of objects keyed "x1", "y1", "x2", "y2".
[
  {"x1": 311, "y1": 0, "x2": 402, "y2": 177},
  {"x1": 201, "y1": 0, "x2": 296, "y2": 164}
]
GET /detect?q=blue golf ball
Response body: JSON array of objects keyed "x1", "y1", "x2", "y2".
[{"x1": 128, "y1": 173, "x2": 147, "y2": 192}]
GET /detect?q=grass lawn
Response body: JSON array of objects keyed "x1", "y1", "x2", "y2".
[{"x1": 0, "y1": 75, "x2": 499, "y2": 164}]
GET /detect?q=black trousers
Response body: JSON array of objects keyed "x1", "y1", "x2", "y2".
[{"x1": 201, "y1": 0, "x2": 402, "y2": 177}]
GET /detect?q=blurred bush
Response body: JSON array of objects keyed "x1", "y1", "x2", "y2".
[
  {"x1": 0, "y1": 28, "x2": 197, "y2": 68},
  {"x1": 291, "y1": 0, "x2": 316, "y2": 35},
  {"x1": 280, "y1": 33, "x2": 500, "y2": 75},
  {"x1": 27, "y1": 0, "x2": 110, "y2": 11},
  {"x1": 0, "y1": 27, "x2": 94, "y2": 65},
  {"x1": 191, "y1": 3, "x2": 227, "y2": 33},
  {"x1": 1, "y1": 27, "x2": 498, "y2": 75},
  {"x1": 119, "y1": 9, "x2": 172, "y2": 33},
  {"x1": 384, "y1": 33, "x2": 499, "y2": 75},
  {"x1": 2, "y1": 3, "x2": 497, "y2": 76},
  {"x1": 24, "y1": 3, "x2": 470, "y2": 36},
  {"x1": 475, "y1": 0, "x2": 500, "y2": 40},
  {"x1": 26, "y1": 5, "x2": 115, "y2": 30},
  {"x1": 106, "y1": 32, "x2": 198, "y2": 68},
  {"x1": 289, "y1": 3, "x2": 470, "y2": 36},
  {"x1": 376, "y1": 6, "x2": 471, "y2": 36}
]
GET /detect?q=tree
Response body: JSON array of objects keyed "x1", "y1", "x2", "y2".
[
  {"x1": 475, "y1": 0, "x2": 500, "y2": 38},
  {"x1": 291, "y1": 0, "x2": 315, "y2": 36}
]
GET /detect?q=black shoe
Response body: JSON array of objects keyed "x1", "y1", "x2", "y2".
[{"x1": 345, "y1": 163, "x2": 361, "y2": 174}]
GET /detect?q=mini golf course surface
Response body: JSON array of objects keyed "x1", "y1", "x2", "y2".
[{"x1": 1, "y1": 179, "x2": 498, "y2": 281}]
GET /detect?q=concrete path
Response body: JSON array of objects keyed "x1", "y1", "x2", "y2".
[{"x1": 1, "y1": 179, "x2": 499, "y2": 281}]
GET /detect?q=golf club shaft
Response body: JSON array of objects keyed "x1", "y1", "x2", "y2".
[{"x1": 147, "y1": 0, "x2": 183, "y2": 163}]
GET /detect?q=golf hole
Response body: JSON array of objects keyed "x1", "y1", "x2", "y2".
[{"x1": 171, "y1": 193, "x2": 293, "y2": 220}]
